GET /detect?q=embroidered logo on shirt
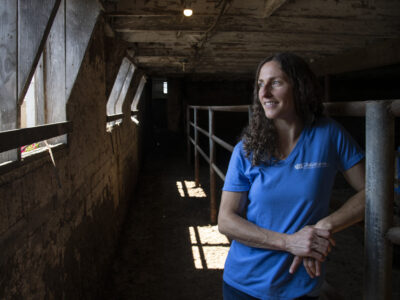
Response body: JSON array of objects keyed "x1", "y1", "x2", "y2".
[{"x1": 294, "y1": 162, "x2": 329, "y2": 170}]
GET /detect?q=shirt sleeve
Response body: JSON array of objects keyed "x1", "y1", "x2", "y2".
[
  {"x1": 222, "y1": 141, "x2": 251, "y2": 192},
  {"x1": 330, "y1": 119, "x2": 365, "y2": 171}
]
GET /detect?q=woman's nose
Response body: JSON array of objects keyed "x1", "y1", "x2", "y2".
[{"x1": 262, "y1": 83, "x2": 273, "y2": 97}]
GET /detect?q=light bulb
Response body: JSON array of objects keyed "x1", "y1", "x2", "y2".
[{"x1": 183, "y1": 8, "x2": 193, "y2": 17}]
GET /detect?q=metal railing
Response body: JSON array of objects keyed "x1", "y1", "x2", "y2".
[
  {"x1": 187, "y1": 99, "x2": 400, "y2": 300},
  {"x1": 186, "y1": 105, "x2": 250, "y2": 223}
]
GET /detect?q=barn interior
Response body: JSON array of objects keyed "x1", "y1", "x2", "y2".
[{"x1": 1, "y1": 0, "x2": 400, "y2": 299}]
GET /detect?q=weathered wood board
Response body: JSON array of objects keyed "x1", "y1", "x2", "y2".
[
  {"x1": 105, "y1": 0, "x2": 400, "y2": 77},
  {"x1": 0, "y1": 121, "x2": 72, "y2": 153},
  {"x1": 18, "y1": 0, "x2": 61, "y2": 104},
  {"x1": 65, "y1": 0, "x2": 101, "y2": 101},
  {"x1": 0, "y1": 0, "x2": 17, "y2": 163},
  {"x1": 45, "y1": 0, "x2": 66, "y2": 145}
]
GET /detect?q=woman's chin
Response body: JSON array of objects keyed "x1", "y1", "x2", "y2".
[{"x1": 263, "y1": 111, "x2": 278, "y2": 120}]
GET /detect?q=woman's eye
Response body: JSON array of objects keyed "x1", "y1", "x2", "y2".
[
  {"x1": 258, "y1": 81, "x2": 264, "y2": 88},
  {"x1": 272, "y1": 80, "x2": 281, "y2": 86}
]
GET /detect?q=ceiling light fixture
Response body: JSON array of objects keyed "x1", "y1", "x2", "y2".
[{"x1": 183, "y1": 8, "x2": 193, "y2": 17}]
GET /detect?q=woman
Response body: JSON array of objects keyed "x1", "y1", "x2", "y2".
[{"x1": 218, "y1": 53, "x2": 365, "y2": 300}]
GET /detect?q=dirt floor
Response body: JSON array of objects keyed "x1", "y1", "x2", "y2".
[{"x1": 104, "y1": 134, "x2": 400, "y2": 300}]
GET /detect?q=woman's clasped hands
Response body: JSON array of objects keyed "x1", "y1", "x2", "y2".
[{"x1": 284, "y1": 225, "x2": 335, "y2": 278}]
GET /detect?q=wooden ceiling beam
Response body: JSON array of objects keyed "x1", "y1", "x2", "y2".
[
  {"x1": 113, "y1": 15, "x2": 400, "y2": 37},
  {"x1": 132, "y1": 49, "x2": 328, "y2": 60},
  {"x1": 263, "y1": 0, "x2": 287, "y2": 18},
  {"x1": 135, "y1": 57, "x2": 261, "y2": 65},
  {"x1": 128, "y1": 42, "x2": 342, "y2": 56},
  {"x1": 311, "y1": 39, "x2": 400, "y2": 76},
  {"x1": 120, "y1": 31, "x2": 382, "y2": 49},
  {"x1": 141, "y1": 64, "x2": 256, "y2": 72},
  {"x1": 107, "y1": 0, "x2": 400, "y2": 19},
  {"x1": 105, "y1": 0, "x2": 400, "y2": 78}
]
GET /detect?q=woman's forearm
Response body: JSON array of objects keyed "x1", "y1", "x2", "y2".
[
  {"x1": 316, "y1": 189, "x2": 365, "y2": 233},
  {"x1": 218, "y1": 209, "x2": 332, "y2": 261},
  {"x1": 218, "y1": 211, "x2": 287, "y2": 250},
  {"x1": 218, "y1": 191, "x2": 333, "y2": 260}
]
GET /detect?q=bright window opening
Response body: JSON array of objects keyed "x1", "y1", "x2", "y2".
[
  {"x1": 163, "y1": 81, "x2": 168, "y2": 94},
  {"x1": 106, "y1": 58, "x2": 136, "y2": 128},
  {"x1": 21, "y1": 76, "x2": 36, "y2": 128},
  {"x1": 20, "y1": 73, "x2": 45, "y2": 155}
]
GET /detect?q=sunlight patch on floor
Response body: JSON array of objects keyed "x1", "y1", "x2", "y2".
[
  {"x1": 189, "y1": 225, "x2": 230, "y2": 270},
  {"x1": 176, "y1": 180, "x2": 207, "y2": 198}
]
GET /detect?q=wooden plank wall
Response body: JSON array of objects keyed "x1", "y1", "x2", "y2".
[
  {"x1": 65, "y1": 0, "x2": 101, "y2": 101},
  {"x1": 34, "y1": 54, "x2": 46, "y2": 126},
  {"x1": 45, "y1": 0, "x2": 66, "y2": 145},
  {"x1": 0, "y1": 0, "x2": 18, "y2": 163},
  {"x1": 1, "y1": 0, "x2": 102, "y2": 160},
  {"x1": 17, "y1": 0, "x2": 60, "y2": 104}
]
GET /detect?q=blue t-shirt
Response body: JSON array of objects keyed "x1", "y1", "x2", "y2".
[{"x1": 222, "y1": 117, "x2": 364, "y2": 300}]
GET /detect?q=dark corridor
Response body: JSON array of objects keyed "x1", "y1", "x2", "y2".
[{"x1": 103, "y1": 134, "x2": 226, "y2": 299}]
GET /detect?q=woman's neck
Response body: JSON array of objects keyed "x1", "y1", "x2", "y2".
[{"x1": 274, "y1": 118, "x2": 304, "y2": 159}]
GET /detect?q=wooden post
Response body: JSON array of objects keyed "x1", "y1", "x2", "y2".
[
  {"x1": 209, "y1": 108, "x2": 217, "y2": 224},
  {"x1": 365, "y1": 101, "x2": 394, "y2": 300},
  {"x1": 194, "y1": 108, "x2": 199, "y2": 187}
]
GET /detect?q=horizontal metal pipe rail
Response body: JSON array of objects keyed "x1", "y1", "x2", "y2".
[
  {"x1": 187, "y1": 99, "x2": 400, "y2": 300},
  {"x1": 189, "y1": 105, "x2": 249, "y2": 112},
  {"x1": 188, "y1": 135, "x2": 227, "y2": 181},
  {"x1": 187, "y1": 105, "x2": 252, "y2": 223},
  {"x1": 189, "y1": 121, "x2": 234, "y2": 152},
  {"x1": 190, "y1": 101, "x2": 400, "y2": 116}
]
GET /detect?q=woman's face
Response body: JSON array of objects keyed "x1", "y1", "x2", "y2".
[{"x1": 257, "y1": 60, "x2": 296, "y2": 122}]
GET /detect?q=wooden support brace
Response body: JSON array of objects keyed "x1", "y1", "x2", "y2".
[
  {"x1": 106, "y1": 113, "x2": 124, "y2": 122},
  {"x1": 0, "y1": 121, "x2": 72, "y2": 153}
]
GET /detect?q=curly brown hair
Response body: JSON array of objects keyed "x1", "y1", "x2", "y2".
[{"x1": 242, "y1": 53, "x2": 324, "y2": 166}]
